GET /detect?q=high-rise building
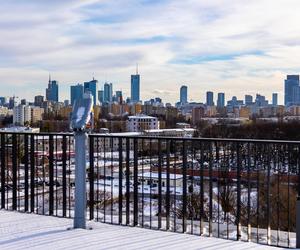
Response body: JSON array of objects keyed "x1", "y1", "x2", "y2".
[
  {"x1": 116, "y1": 91, "x2": 123, "y2": 103},
  {"x1": 0, "y1": 97, "x2": 7, "y2": 106},
  {"x1": 284, "y1": 75, "x2": 300, "y2": 106},
  {"x1": 98, "y1": 90, "x2": 104, "y2": 104},
  {"x1": 13, "y1": 104, "x2": 31, "y2": 125},
  {"x1": 255, "y1": 94, "x2": 268, "y2": 107},
  {"x1": 180, "y1": 85, "x2": 188, "y2": 104},
  {"x1": 245, "y1": 95, "x2": 253, "y2": 106},
  {"x1": 217, "y1": 93, "x2": 225, "y2": 107},
  {"x1": 272, "y1": 93, "x2": 278, "y2": 106},
  {"x1": 46, "y1": 76, "x2": 59, "y2": 102},
  {"x1": 34, "y1": 95, "x2": 44, "y2": 107},
  {"x1": 70, "y1": 84, "x2": 84, "y2": 106},
  {"x1": 131, "y1": 67, "x2": 140, "y2": 103},
  {"x1": 206, "y1": 91, "x2": 214, "y2": 106},
  {"x1": 84, "y1": 79, "x2": 98, "y2": 106},
  {"x1": 103, "y1": 82, "x2": 113, "y2": 103}
]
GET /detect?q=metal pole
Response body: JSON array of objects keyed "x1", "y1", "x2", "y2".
[
  {"x1": 74, "y1": 131, "x2": 87, "y2": 229},
  {"x1": 297, "y1": 197, "x2": 300, "y2": 248}
]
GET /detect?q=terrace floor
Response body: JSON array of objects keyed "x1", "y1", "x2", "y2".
[{"x1": 0, "y1": 210, "x2": 289, "y2": 250}]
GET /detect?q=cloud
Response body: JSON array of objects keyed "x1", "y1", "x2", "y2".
[{"x1": 0, "y1": 0, "x2": 300, "y2": 104}]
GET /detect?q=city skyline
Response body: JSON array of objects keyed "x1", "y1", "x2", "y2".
[{"x1": 1, "y1": 0, "x2": 300, "y2": 103}]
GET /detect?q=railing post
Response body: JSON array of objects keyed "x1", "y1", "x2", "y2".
[
  {"x1": 48, "y1": 135, "x2": 54, "y2": 216},
  {"x1": 297, "y1": 144, "x2": 300, "y2": 248},
  {"x1": 182, "y1": 140, "x2": 187, "y2": 233},
  {"x1": 1, "y1": 134, "x2": 5, "y2": 209},
  {"x1": 118, "y1": 137, "x2": 123, "y2": 225},
  {"x1": 133, "y1": 138, "x2": 138, "y2": 226},
  {"x1": 89, "y1": 136, "x2": 94, "y2": 221}
]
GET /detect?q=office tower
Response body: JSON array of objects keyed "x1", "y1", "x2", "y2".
[
  {"x1": 20, "y1": 99, "x2": 27, "y2": 105},
  {"x1": 64, "y1": 100, "x2": 70, "y2": 106},
  {"x1": 0, "y1": 97, "x2": 6, "y2": 106},
  {"x1": 70, "y1": 84, "x2": 84, "y2": 106},
  {"x1": 104, "y1": 82, "x2": 113, "y2": 103},
  {"x1": 116, "y1": 91, "x2": 123, "y2": 103},
  {"x1": 180, "y1": 85, "x2": 188, "y2": 104},
  {"x1": 131, "y1": 66, "x2": 140, "y2": 103},
  {"x1": 84, "y1": 78, "x2": 98, "y2": 106},
  {"x1": 46, "y1": 76, "x2": 59, "y2": 102},
  {"x1": 284, "y1": 75, "x2": 300, "y2": 106},
  {"x1": 217, "y1": 93, "x2": 225, "y2": 107},
  {"x1": 255, "y1": 94, "x2": 268, "y2": 107},
  {"x1": 272, "y1": 93, "x2": 278, "y2": 106},
  {"x1": 98, "y1": 90, "x2": 104, "y2": 104},
  {"x1": 206, "y1": 91, "x2": 214, "y2": 106},
  {"x1": 34, "y1": 95, "x2": 44, "y2": 107},
  {"x1": 245, "y1": 95, "x2": 253, "y2": 106}
]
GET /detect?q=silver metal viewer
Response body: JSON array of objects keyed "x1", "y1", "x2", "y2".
[{"x1": 70, "y1": 93, "x2": 93, "y2": 229}]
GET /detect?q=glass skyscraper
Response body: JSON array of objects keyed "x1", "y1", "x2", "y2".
[
  {"x1": 70, "y1": 84, "x2": 83, "y2": 106},
  {"x1": 84, "y1": 79, "x2": 98, "y2": 106},
  {"x1": 180, "y1": 85, "x2": 188, "y2": 104},
  {"x1": 46, "y1": 76, "x2": 59, "y2": 102},
  {"x1": 103, "y1": 82, "x2": 113, "y2": 103},
  {"x1": 272, "y1": 93, "x2": 278, "y2": 106},
  {"x1": 131, "y1": 73, "x2": 140, "y2": 103},
  {"x1": 285, "y1": 75, "x2": 300, "y2": 106},
  {"x1": 206, "y1": 91, "x2": 214, "y2": 106},
  {"x1": 217, "y1": 93, "x2": 225, "y2": 107}
]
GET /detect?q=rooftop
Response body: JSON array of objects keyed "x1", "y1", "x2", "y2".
[{"x1": 0, "y1": 210, "x2": 287, "y2": 250}]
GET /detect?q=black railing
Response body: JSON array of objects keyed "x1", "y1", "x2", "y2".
[{"x1": 0, "y1": 132, "x2": 299, "y2": 248}]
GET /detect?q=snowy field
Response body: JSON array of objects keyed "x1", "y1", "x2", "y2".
[{"x1": 0, "y1": 210, "x2": 290, "y2": 250}]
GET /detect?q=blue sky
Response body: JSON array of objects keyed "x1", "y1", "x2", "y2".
[{"x1": 1, "y1": 0, "x2": 300, "y2": 104}]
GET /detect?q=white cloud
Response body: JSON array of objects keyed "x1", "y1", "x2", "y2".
[{"x1": 0, "y1": 0, "x2": 299, "y2": 104}]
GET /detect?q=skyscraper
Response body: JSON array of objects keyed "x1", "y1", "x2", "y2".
[
  {"x1": 206, "y1": 91, "x2": 214, "y2": 106},
  {"x1": 70, "y1": 84, "x2": 84, "y2": 106},
  {"x1": 272, "y1": 93, "x2": 278, "y2": 106},
  {"x1": 34, "y1": 95, "x2": 44, "y2": 107},
  {"x1": 46, "y1": 76, "x2": 59, "y2": 102},
  {"x1": 103, "y1": 82, "x2": 113, "y2": 103},
  {"x1": 180, "y1": 85, "x2": 188, "y2": 104},
  {"x1": 284, "y1": 75, "x2": 300, "y2": 106},
  {"x1": 98, "y1": 90, "x2": 104, "y2": 104},
  {"x1": 217, "y1": 93, "x2": 225, "y2": 107},
  {"x1": 131, "y1": 66, "x2": 140, "y2": 103},
  {"x1": 84, "y1": 78, "x2": 98, "y2": 106},
  {"x1": 245, "y1": 95, "x2": 253, "y2": 105},
  {"x1": 115, "y1": 91, "x2": 123, "y2": 103}
]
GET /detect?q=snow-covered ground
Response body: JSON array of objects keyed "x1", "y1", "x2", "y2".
[{"x1": 0, "y1": 210, "x2": 289, "y2": 250}]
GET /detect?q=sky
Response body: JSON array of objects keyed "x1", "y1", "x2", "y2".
[{"x1": 1, "y1": 0, "x2": 300, "y2": 105}]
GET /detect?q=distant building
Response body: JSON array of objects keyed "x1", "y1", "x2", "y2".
[
  {"x1": 127, "y1": 115, "x2": 159, "y2": 132},
  {"x1": 0, "y1": 97, "x2": 7, "y2": 106},
  {"x1": 192, "y1": 106, "x2": 205, "y2": 124},
  {"x1": 217, "y1": 93, "x2": 225, "y2": 107},
  {"x1": 245, "y1": 95, "x2": 253, "y2": 106},
  {"x1": 131, "y1": 68, "x2": 140, "y2": 103},
  {"x1": 46, "y1": 76, "x2": 59, "y2": 102},
  {"x1": 284, "y1": 75, "x2": 300, "y2": 106},
  {"x1": 255, "y1": 94, "x2": 268, "y2": 107},
  {"x1": 34, "y1": 95, "x2": 44, "y2": 107},
  {"x1": 84, "y1": 79, "x2": 98, "y2": 106},
  {"x1": 70, "y1": 84, "x2": 83, "y2": 106},
  {"x1": 272, "y1": 93, "x2": 278, "y2": 106},
  {"x1": 180, "y1": 85, "x2": 188, "y2": 104},
  {"x1": 13, "y1": 105, "x2": 31, "y2": 125},
  {"x1": 206, "y1": 91, "x2": 214, "y2": 106},
  {"x1": 98, "y1": 90, "x2": 104, "y2": 104},
  {"x1": 103, "y1": 82, "x2": 113, "y2": 103},
  {"x1": 115, "y1": 91, "x2": 123, "y2": 103}
]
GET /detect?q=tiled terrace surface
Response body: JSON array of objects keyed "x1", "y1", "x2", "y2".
[{"x1": 0, "y1": 210, "x2": 289, "y2": 250}]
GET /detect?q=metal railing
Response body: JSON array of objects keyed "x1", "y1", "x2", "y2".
[{"x1": 0, "y1": 132, "x2": 299, "y2": 248}]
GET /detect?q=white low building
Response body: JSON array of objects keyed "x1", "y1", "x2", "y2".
[{"x1": 127, "y1": 114, "x2": 159, "y2": 132}]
